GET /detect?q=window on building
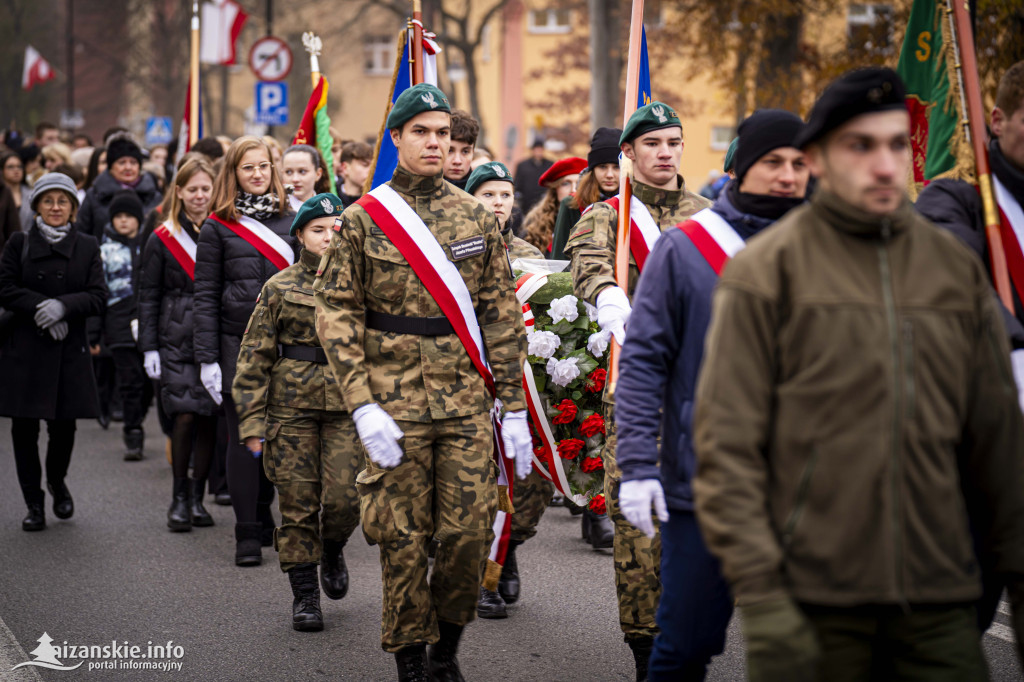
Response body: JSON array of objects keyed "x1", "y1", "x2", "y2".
[
  {"x1": 711, "y1": 125, "x2": 736, "y2": 152},
  {"x1": 847, "y1": 4, "x2": 894, "y2": 54},
  {"x1": 364, "y1": 35, "x2": 394, "y2": 76},
  {"x1": 528, "y1": 8, "x2": 572, "y2": 34}
]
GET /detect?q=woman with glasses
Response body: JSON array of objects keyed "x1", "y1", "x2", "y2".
[
  {"x1": 0, "y1": 173, "x2": 106, "y2": 531},
  {"x1": 1, "y1": 151, "x2": 33, "y2": 232},
  {"x1": 193, "y1": 136, "x2": 296, "y2": 566}
]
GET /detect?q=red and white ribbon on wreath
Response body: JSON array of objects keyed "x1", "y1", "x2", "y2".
[{"x1": 515, "y1": 273, "x2": 588, "y2": 506}]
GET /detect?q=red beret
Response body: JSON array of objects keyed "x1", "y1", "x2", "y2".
[{"x1": 538, "y1": 156, "x2": 587, "y2": 187}]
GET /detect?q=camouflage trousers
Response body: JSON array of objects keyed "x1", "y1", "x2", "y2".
[
  {"x1": 262, "y1": 405, "x2": 362, "y2": 573},
  {"x1": 603, "y1": 404, "x2": 662, "y2": 642},
  {"x1": 510, "y1": 467, "x2": 554, "y2": 544},
  {"x1": 356, "y1": 412, "x2": 498, "y2": 653}
]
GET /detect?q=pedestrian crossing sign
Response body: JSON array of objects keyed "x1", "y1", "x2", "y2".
[{"x1": 145, "y1": 116, "x2": 174, "y2": 146}]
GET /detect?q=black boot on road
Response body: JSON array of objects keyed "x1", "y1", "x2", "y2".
[
  {"x1": 287, "y1": 563, "x2": 323, "y2": 632},
  {"x1": 167, "y1": 478, "x2": 192, "y2": 532},
  {"x1": 627, "y1": 635, "x2": 653, "y2": 682},
  {"x1": 189, "y1": 479, "x2": 214, "y2": 527},
  {"x1": 123, "y1": 427, "x2": 144, "y2": 461},
  {"x1": 476, "y1": 586, "x2": 507, "y2": 619},
  {"x1": 47, "y1": 481, "x2": 74, "y2": 520},
  {"x1": 320, "y1": 539, "x2": 349, "y2": 600},
  {"x1": 394, "y1": 644, "x2": 429, "y2": 682},
  {"x1": 234, "y1": 522, "x2": 262, "y2": 566},
  {"x1": 429, "y1": 620, "x2": 466, "y2": 682},
  {"x1": 584, "y1": 509, "x2": 614, "y2": 549},
  {"x1": 22, "y1": 503, "x2": 45, "y2": 532},
  {"x1": 498, "y1": 540, "x2": 521, "y2": 604}
]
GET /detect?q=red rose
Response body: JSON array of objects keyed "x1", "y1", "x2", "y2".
[
  {"x1": 589, "y1": 493, "x2": 607, "y2": 515},
  {"x1": 579, "y1": 413, "x2": 606, "y2": 438},
  {"x1": 533, "y1": 444, "x2": 552, "y2": 463},
  {"x1": 552, "y1": 399, "x2": 579, "y2": 425},
  {"x1": 585, "y1": 368, "x2": 607, "y2": 393},
  {"x1": 580, "y1": 455, "x2": 604, "y2": 473},
  {"x1": 556, "y1": 438, "x2": 585, "y2": 460}
]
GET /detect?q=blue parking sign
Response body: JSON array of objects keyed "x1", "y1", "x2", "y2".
[{"x1": 254, "y1": 81, "x2": 288, "y2": 126}]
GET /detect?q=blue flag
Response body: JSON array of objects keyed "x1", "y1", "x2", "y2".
[
  {"x1": 637, "y1": 25, "x2": 651, "y2": 108},
  {"x1": 370, "y1": 39, "x2": 411, "y2": 190}
]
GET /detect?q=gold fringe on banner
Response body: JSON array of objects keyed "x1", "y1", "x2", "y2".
[{"x1": 934, "y1": 5, "x2": 977, "y2": 186}]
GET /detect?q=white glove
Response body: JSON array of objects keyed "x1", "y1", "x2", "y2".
[
  {"x1": 353, "y1": 403, "x2": 405, "y2": 468},
  {"x1": 619, "y1": 478, "x2": 669, "y2": 538},
  {"x1": 144, "y1": 350, "x2": 162, "y2": 380},
  {"x1": 47, "y1": 320, "x2": 68, "y2": 341},
  {"x1": 596, "y1": 286, "x2": 632, "y2": 345},
  {"x1": 130, "y1": 318, "x2": 139, "y2": 342},
  {"x1": 1011, "y1": 350, "x2": 1024, "y2": 414},
  {"x1": 200, "y1": 362, "x2": 223, "y2": 406},
  {"x1": 501, "y1": 410, "x2": 534, "y2": 480}
]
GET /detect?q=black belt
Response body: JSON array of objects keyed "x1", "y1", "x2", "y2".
[
  {"x1": 278, "y1": 344, "x2": 328, "y2": 364},
  {"x1": 364, "y1": 310, "x2": 455, "y2": 336}
]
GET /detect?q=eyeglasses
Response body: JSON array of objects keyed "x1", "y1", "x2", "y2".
[
  {"x1": 239, "y1": 162, "x2": 273, "y2": 176},
  {"x1": 39, "y1": 196, "x2": 72, "y2": 208}
]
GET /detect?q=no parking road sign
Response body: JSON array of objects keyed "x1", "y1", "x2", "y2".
[
  {"x1": 249, "y1": 36, "x2": 292, "y2": 81},
  {"x1": 254, "y1": 81, "x2": 289, "y2": 126}
]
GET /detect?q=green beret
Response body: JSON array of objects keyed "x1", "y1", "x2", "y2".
[
  {"x1": 465, "y1": 161, "x2": 513, "y2": 196},
  {"x1": 386, "y1": 83, "x2": 452, "y2": 130},
  {"x1": 619, "y1": 101, "x2": 682, "y2": 145},
  {"x1": 723, "y1": 137, "x2": 739, "y2": 173},
  {"x1": 291, "y1": 192, "x2": 344, "y2": 236}
]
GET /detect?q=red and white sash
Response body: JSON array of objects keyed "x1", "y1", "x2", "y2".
[
  {"x1": 993, "y1": 176, "x2": 1024, "y2": 307},
  {"x1": 678, "y1": 208, "x2": 746, "y2": 276},
  {"x1": 210, "y1": 214, "x2": 294, "y2": 271},
  {"x1": 155, "y1": 219, "x2": 197, "y2": 280},
  {"x1": 604, "y1": 195, "x2": 662, "y2": 272}
]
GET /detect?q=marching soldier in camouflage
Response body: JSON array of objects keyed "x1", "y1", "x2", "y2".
[
  {"x1": 313, "y1": 84, "x2": 534, "y2": 682},
  {"x1": 465, "y1": 161, "x2": 550, "y2": 618},
  {"x1": 564, "y1": 101, "x2": 711, "y2": 681},
  {"x1": 233, "y1": 194, "x2": 362, "y2": 634}
]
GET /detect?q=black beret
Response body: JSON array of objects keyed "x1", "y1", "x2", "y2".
[{"x1": 796, "y1": 67, "x2": 907, "y2": 149}]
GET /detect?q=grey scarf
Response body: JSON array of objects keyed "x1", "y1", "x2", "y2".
[{"x1": 35, "y1": 216, "x2": 73, "y2": 244}]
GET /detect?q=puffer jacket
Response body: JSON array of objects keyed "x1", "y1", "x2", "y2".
[
  {"x1": 192, "y1": 208, "x2": 295, "y2": 389},
  {"x1": 693, "y1": 189, "x2": 1024, "y2": 611},
  {"x1": 138, "y1": 212, "x2": 217, "y2": 416},
  {"x1": 76, "y1": 170, "x2": 162, "y2": 240}
]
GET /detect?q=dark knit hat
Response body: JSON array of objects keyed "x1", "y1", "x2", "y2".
[
  {"x1": 386, "y1": 84, "x2": 451, "y2": 130},
  {"x1": 291, "y1": 192, "x2": 344, "y2": 236},
  {"x1": 465, "y1": 162, "x2": 513, "y2": 196},
  {"x1": 109, "y1": 190, "x2": 144, "y2": 224},
  {"x1": 733, "y1": 110, "x2": 805, "y2": 181},
  {"x1": 587, "y1": 127, "x2": 622, "y2": 169},
  {"x1": 106, "y1": 137, "x2": 144, "y2": 166},
  {"x1": 796, "y1": 67, "x2": 906, "y2": 149},
  {"x1": 620, "y1": 101, "x2": 682, "y2": 145}
]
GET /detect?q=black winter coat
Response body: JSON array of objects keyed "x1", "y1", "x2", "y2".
[
  {"x1": 75, "y1": 170, "x2": 162, "y2": 240},
  {"x1": 139, "y1": 213, "x2": 217, "y2": 416},
  {"x1": 0, "y1": 228, "x2": 107, "y2": 419},
  {"x1": 193, "y1": 210, "x2": 296, "y2": 390}
]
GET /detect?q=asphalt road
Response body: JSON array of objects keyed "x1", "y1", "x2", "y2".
[{"x1": 0, "y1": 414, "x2": 1019, "y2": 681}]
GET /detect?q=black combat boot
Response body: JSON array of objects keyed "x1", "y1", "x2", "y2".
[
  {"x1": 584, "y1": 508, "x2": 614, "y2": 549},
  {"x1": 320, "y1": 539, "x2": 349, "y2": 600},
  {"x1": 22, "y1": 503, "x2": 45, "y2": 532},
  {"x1": 498, "y1": 540, "x2": 521, "y2": 604},
  {"x1": 123, "y1": 427, "x2": 144, "y2": 461},
  {"x1": 581, "y1": 508, "x2": 592, "y2": 540},
  {"x1": 47, "y1": 480, "x2": 74, "y2": 519},
  {"x1": 167, "y1": 478, "x2": 192, "y2": 532},
  {"x1": 627, "y1": 635, "x2": 654, "y2": 682},
  {"x1": 428, "y1": 620, "x2": 466, "y2": 682},
  {"x1": 394, "y1": 644, "x2": 430, "y2": 682},
  {"x1": 190, "y1": 479, "x2": 214, "y2": 527},
  {"x1": 476, "y1": 586, "x2": 507, "y2": 619},
  {"x1": 257, "y1": 502, "x2": 276, "y2": 547},
  {"x1": 287, "y1": 563, "x2": 323, "y2": 631},
  {"x1": 234, "y1": 522, "x2": 262, "y2": 566}
]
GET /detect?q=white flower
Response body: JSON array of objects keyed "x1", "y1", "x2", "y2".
[
  {"x1": 548, "y1": 357, "x2": 581, "y2": 387},
  {"x1": 587, "y1": 330, "x2": 611, "y2": 357},
  {"x1": 527, "y1": 330, "x2": 561, "y2": 359},
  {"x1": 583, "y1": 301, "x2": 598, "y2": 323},
  {"x1": 548, "y1": 294, "x2": 580, "y2": 324}
]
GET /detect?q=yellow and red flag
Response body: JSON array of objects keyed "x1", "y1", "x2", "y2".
[{"x1": 292, "y1": 77, "x2": 336, "y2": 194}]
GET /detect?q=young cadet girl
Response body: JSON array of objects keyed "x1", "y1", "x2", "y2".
[
  {"x1": 233, "y1": 193, "x2": 362, "y2": 632},
  {"x1": 466, "y1": 162, "x2": 543, "y2": 261}
]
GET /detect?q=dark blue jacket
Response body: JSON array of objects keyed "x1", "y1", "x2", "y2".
[{"x1": 615, "y1": 186, "x2": 775, "y2": 511}]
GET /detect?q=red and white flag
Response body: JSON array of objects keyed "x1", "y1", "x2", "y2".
[
  {"x1": 22, "y1": 46, "x2": 55, "y2": 91},
  {"x1": 200, "y1": 0, "x2": 248, "y2": 66},
  {"x1": 176, "y1": 73, "x2": 203, "y2": 163}
]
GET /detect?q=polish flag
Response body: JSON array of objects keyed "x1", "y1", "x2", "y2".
[
  {"x1": 199, "y1": 0, "x2": 248, "y2": 66},
  {"x1": 22, "y1": 46, "x2": 55, "y2": 91}
]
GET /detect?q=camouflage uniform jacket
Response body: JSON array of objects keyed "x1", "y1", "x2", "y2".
[
  {"x1": 314, "y1": 166, "x2": 527, "y2": 423},
  {"x1": 503, "y1": 227, "x2": 544, "y2": 261},
  {"x1": 234, "y1": 248, "x2": 346, "y2": 441},
  {"x1": 564, "y1": 176, "x2": 711, "y2": 304}
]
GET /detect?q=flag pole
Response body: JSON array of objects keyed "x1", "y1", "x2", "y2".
[
  {"x1": 411, "y1": 0, "x2": 424, "y2": 85},
  {"x1": 189, "y1": 2, "x2": 200, "y2": 148},
  {"x1": 947, "y1": 0, "x2": 1013, "y2": 310},
  {"x1": 302, "y1": 32, "x2": 323, "y2": 89},
  {"x1": 607, "y1": 0, "x2": 645, "y2": 398}
]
